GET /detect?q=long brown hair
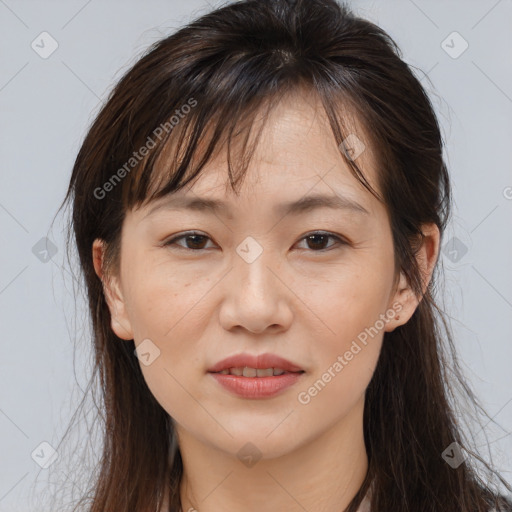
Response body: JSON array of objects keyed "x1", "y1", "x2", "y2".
[{"x1": 55, "y1": 0, "x2": 511, "y2": 510}]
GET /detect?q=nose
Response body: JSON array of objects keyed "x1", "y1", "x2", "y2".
[{"x1": 218, "y1": 248, "x2": 293, "y2": 335}]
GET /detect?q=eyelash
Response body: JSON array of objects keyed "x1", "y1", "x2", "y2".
[{"x1": 162, "y1": 230, "x2": 348, "y2": 253}]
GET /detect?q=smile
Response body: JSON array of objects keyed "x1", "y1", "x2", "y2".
[{"x1": 214, "y1": 367, "x2": 298, "y2": 377}]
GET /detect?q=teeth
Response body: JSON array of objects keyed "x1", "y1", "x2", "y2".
[
  {"x1": 217, "y1": 367, "x2": 289, "y2": 377},
  {"x1": 243, "y1": 367, "x2": 257, "y2": 377},
  {"x1": 256, "y1": 368, "x2": 274, "y2": 377}
]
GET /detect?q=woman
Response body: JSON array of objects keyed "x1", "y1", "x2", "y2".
[{"x1": 59, "y1": 0, "x2": 511, "y2": 510}]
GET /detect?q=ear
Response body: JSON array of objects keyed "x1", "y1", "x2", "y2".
[
  {"x1": 92, "y1": 239, "x2": 134, "y2": 340},
  {"x1": 385, "y1": 223, "x2": 440, "y2": 332}
]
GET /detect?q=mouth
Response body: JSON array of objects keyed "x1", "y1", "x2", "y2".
[
  {"x1": 207, "y1": 352, "x2": 305, "y2": 374},
  {"x1": 207, "y1": 353, "x2": 305, "y2": 398},
  {"x1": 211, "y1": 367, "x2": 304, "y2": 377}
]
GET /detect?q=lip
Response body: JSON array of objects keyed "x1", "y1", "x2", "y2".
[
  {"x1": 210, "y1": 372, "x2": 304, "y2": 399},
  {"x1": 207, "y1": 353, "x2": 305, "y2": 399},
  {"x1": 208, "y1": 353, "x2": 304, "y2": 373}
]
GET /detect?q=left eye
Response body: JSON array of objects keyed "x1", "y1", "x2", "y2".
[
  {"x1": 163, "y1": 231, "x2": 346, "y2": 252},
  {"x1": 295, "y1": 232, "x2": 346, "y2": 251}
]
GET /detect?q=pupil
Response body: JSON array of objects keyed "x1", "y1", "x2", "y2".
[
  {"x1": 307, "y1": 234, "x2": 326, "y2": 250},
  {"x1": 187, "y1": 235, "x2": 206, "y2": 249}
]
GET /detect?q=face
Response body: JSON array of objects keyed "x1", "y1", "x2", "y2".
[{"x1": 94, "y1": 92, "x2": 433, "y2": 460}]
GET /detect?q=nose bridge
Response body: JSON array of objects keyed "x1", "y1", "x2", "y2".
[
  {"x1": 218, "y1": 235, "x2": 292, "y2": 333},
  {"x1": 234, "y1": 234, "x2": 278, "y2": 301}
]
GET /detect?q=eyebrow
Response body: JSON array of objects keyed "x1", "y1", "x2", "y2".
[{"x1": 146, "y1": 192, "x2": 370, "y2": 218}]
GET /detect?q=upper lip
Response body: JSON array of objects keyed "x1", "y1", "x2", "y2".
[{"x1": 208, "y1": 353, "x2": 304, "y2": 373}]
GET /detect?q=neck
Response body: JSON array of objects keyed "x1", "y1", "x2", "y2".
[{"x1": 175, "y1": 397, "x2": 368, "y2": 512}]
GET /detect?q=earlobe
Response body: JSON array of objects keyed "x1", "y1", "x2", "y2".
[
  {"x1": 92, "y1": 239, "x2": 134, "y2": 340},
  {"x1": 385, "y1": 272, "x2": 417, "y2": 332},
  {"x1": 110, "y1": 315, "x2": 134, "y2": 341}
]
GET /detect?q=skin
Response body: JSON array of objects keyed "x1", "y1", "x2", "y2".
[{"x1": 93, "y1": 90, "x2": 439, "y2": 512}]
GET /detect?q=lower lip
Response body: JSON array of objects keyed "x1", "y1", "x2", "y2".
[{"x1": 209, "y1": 372, "x2": 304, "y2": 398}]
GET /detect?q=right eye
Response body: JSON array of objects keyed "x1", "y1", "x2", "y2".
[{"x1": 163, "y1": 231, "x2": 216, "y2": 251}]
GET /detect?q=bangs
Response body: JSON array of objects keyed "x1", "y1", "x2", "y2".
[
  {"x1": 117, "y1": 80, "x2": 382, "y2": 213},
  {"x1": 123, "y1": 87, "x2": 282, "y2": 209}
]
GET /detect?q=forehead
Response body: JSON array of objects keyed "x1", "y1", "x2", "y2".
[{"x1": 238, "y1": 90, "x2": 376, "y2": 180}]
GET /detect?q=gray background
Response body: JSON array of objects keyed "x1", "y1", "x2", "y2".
[{"x1": 0, "y1": 0, "x2": 511, "y2": 510}]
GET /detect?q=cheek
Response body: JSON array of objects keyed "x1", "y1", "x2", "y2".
[
  {"x1": 120, "y1": 254, "x2": 216, "y2": 418},
  {"x1": 122, "y1": 252, "x2": 216, "y2": 341},
  {"x1": 295, "y1": 342, "x2": 379, "y2": 430},
  {"x1": 295, "y1": 260, "x2": 391, "y2": 404},
  {"x1": 305, "y1": 260, "x2": 393, "y2": 342},
  {"x1": 295, "y1": 270, "x2": 387, "y2": 411}
]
